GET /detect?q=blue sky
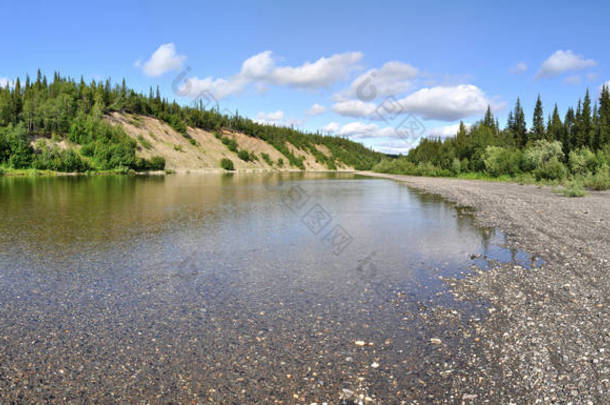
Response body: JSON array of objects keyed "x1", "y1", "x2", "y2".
[{"x1": 1, "y1": 0, "x2": 609, "y2": 153}]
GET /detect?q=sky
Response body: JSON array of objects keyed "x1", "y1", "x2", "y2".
[{"x1": 1, "y1": 0, "x2": 609, "y2": 154}]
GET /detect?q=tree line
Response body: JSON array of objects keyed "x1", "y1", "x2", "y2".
[
  {"x1": 374, "y1": 88, "x2": 610, "y2": 191},
  {"x1": 0, "y1": 71, "x2": 383, "y2": 173}
]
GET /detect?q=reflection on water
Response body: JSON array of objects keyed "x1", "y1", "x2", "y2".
[{"x1": 0, "y1": 173, "x2": 539, "y2": 402}]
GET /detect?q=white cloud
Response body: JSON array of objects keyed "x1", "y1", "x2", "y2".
[
  {"x1": 398, "y1": 84, "x2": 493, "y2": 121},
  {"x1": 321, "y1": 121, "x2": 397, "y2": 139},
  {"x1": 254, "y1": 110, "x2": 285, "y2": 125},
  {"x1": 322, "y1": 122, "x2": 340, "y2": 133},
  {"x1": 509, "y1": 62, "x2": 527, "y2": 74},
  {"x1": 254, "y1": 110, "x2": 303, "y2": 127},
  {"x1": 337, "y1": 61, "x2": 418, "y2": 100},
  {"x1": 563, "y1": 75, "x2": 581, "y2": 85},
  {"x1": 139, "y1": 43, "x2": 186, "y2": 77},
  {"x1": 536, "y1": 50, "x2": 596, "y2": 79},
  {"x1": 306, "y1": 103, "x2": 326, "y2": 116},
  {"x1": 270, "y1": 52, "x2": 363, "y2": 88},
  {"x1": 372, "y1": 140, "x2": 418, "y2": 155},
  {"x1": 179, "y1": 50, "x2": 363, "y2": 100},
  {"x1": 332, "y1": 99, "x2": 378, "y2": 118},
  {"x1": 427, "y1": 123, "x2": 471, "y2": 138}
]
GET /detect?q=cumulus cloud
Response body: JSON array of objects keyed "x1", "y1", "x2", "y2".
[
  {"x1": 332, "y1": 99, "x2": 378, "y2": 118},
  {"x1": 332, "y1": 84, "x2": 496, "y2": 122},
  {"x1": 536, "y1": 50, "x2": 596, "y2": 79},
  {"x1": 322, "y1": 122, "x2": 340, "y2": 133},
  {"x1": 337, "y1": 61, "x2": 418, "y2": 100},
  {"x1": 138, "y1": 43, "x2": 186, "y2": 77},
  {"x1": 509, "y1": 62, "x2": 527, "y2": 74},
  {"x1": 254, "y1": 110, "x2": 303, "y2": 127},
  {"x1": 427, "y1": 123, "x2": 471, "y2": 138},
  {"x1": 254, "y1": 110, "x2": 285, "y2": 125},
  {"x1": 321, "y1": 121, "x2": 397, "y2": 139},
  {"x1": 270, "y1": 52, "x2": 363, "y2": 88},
  {"x1": 178, "y1": 50, "x2": 363, "y2": 100},
  {"x1": 306, "y1": 103, "x2": 326, "y2": 116},
  {"x1": 398, "y1": 84, "x2": 493, "y2": 121},
  {"x1": 372, "y1": 140, "x2": 418, "y2": 155}
]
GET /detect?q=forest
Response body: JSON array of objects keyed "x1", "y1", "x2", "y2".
[
  {"x1": 0, "y1": 71, "x2": 382, "y2": 174},
  {"x1": 373, "y1": 88, "x2": 610, "y2": 192}
]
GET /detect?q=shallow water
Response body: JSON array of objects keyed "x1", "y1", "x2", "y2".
[{"x1": 0, "y1": 173, "x2": 539, "y2": 402}]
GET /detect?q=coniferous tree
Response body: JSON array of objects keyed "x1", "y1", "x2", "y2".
[
  {"x1": 532, "y1": 95, "x2": 545, "y2": 141},
  {"x1": 511, "y1": 98, "x2": 527, "y2": 147},
  {"x1": 579, "y1": 90, "x2": 592, "y2": 148}
]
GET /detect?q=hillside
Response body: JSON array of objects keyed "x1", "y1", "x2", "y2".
[
  {"x1": 0, "y1": 72, "x2": 383, "y2": 174},
  {"x1": 106, "y1": 112, "x2": 352, "y2": 172}
]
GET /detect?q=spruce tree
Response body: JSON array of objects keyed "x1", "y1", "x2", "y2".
[
  {"x1": 580, "y1": 90, "x2": 592, "y2": 148},
  {"x1": 532, "y1": 95, "x2": 545, "y2": 141}
]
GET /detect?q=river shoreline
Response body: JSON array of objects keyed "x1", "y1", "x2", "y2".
[{"x1": 358, "y1": 171, "x2": 609, "y2": 403}]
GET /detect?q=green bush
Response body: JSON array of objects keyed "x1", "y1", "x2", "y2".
[
  {"x1": 149, "y1": 156, "x2": 166, "y2": 170},
  {"x1": 583, "y1": 166, "x2": 610, "y2": 190},
  {"x1": 237, "y1": 149, "x2": 251, "y2": 161},
  {"x1": 561, "y1": 180, "x2": 586, "y2": 197},
  {"x1": 277, "y1": 158, "x2": 284, "y2": 168},
  {"x1": 221, "y1": 136, "x2": 238, "y2": 152},
  {"x1": 220, "y1": 158, "x2": 234, "y2": 171},
  {"x1": 261, "y1": 153, "x2": 273, "y2": 166},
  {"x1": 137, "y1": 134, "x2": 152, "y2": 150},
  {"x1": 533, "y1": 156, "x2": 567, "y2": 180},
  {"x1": 483, "y1": 146, "x2": 521, "y2": 177},
  {"x1": 522, "y1": 140, "x2": 564, "y2": 172},
  {"x1": 569, "y1": 147, "x2": 597, "y2": 174}
]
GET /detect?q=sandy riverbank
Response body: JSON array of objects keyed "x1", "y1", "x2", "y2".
[{"x1": 359, "y1": 171, "x2": 609, "y2": 403}]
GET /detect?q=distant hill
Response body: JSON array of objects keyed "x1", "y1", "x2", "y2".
[{"x1": 0, "y1": 72, "x2": 383, "y2": 173}]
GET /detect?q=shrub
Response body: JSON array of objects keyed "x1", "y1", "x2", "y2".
[
  {"x1": 220, "y1": 158, "x2": 234, "y2": 171},
  {"x1": 148, "y1": 156, "x2": 166, "y2": 170},
  {"x1": 277, "y1": 158, "x2": 284, "y2": 168},
  {"x1": 220, "y1": 136, "x2": 238, "y2": 152},
  {"x1": 451, "y1": 158, "x2": 462, "y2": 175},
  {"x1": 569, "y1": 147, "x2": 596, "y2": 174},
  {"x1": 533, "y1": 156, "x2": 567, "y2": 180},
  {"x1": 0, "y1": 166, "x2": 5, "y2": 175},
  {"x1": 561, "y1": 180, "x2": 586, "y2": 197},
  {"x1": 583, "y1": 166, "x2": 610, "y2": 190},
  {"x1": 238, "y1": 149, "x2": 251, "y2": 161},
  {"x1": 137, "y1": 134, "x2": 152, "y2": 150},
  {"x1": 483, "y1": 146, "x2": 521, "y2": 177},
  {"x1": 522, "y1": 140, "x2": 564, "y2": 172},
  {"x1": 173, "y1": 144, "x2": 183, "y2": 152},
  {"x1": 189, "y1": 138, "x2": 197, "y2": 146},
  {"x1": 261, "y1": 153, "x2": 273, "y2": 166}
]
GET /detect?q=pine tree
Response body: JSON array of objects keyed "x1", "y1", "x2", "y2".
[
  {"x1": 579, "y1": 89, "x2": 592, "y2": 148},
  {"x1": 564, "y1": 107, "x2": 575, "y2": 156},
  {"x1": 549, "y1": 104, "x2": 563, "y2": 143},
  {"x1": 532, "y1": 94, "x2": 545, "y2": 141},
  {"x1": 599, "y1": 85, "x2": 610, "y2": 147},
  {"x1": 512, "y1": 98, "x2": 527, "y2": 147}
]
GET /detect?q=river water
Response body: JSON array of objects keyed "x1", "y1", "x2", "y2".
[{"x1": 0, "y1": 173, "x2": 539, "y2": 402}]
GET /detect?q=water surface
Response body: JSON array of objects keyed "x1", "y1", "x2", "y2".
[{"x1": 0, "y1": 173, "x2": 537, "y2": 402}]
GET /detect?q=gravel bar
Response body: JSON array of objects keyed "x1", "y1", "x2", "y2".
[{"x1": 359, "y1": 171, "x2": 609, "y2": 403}]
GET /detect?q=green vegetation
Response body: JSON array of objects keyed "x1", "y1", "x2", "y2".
[
  {"x1": 560, "y1": 180, "x2": 586, "y2": 197},
  {"x1": 261, "y1": 152, "x2": 273, "y2": 166},
  {"x1": 0, "y1": 71, "x2": 381, "y2": 174},
  {"x1": 374, "y1": 89, "x2": 610, "y2": 191},
  {"x1": 220, "y1": 158, "x2": 234, "y2": 171},
  {"x1": 137, "y1": 134, "x2": 152, "y2": 149}
]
